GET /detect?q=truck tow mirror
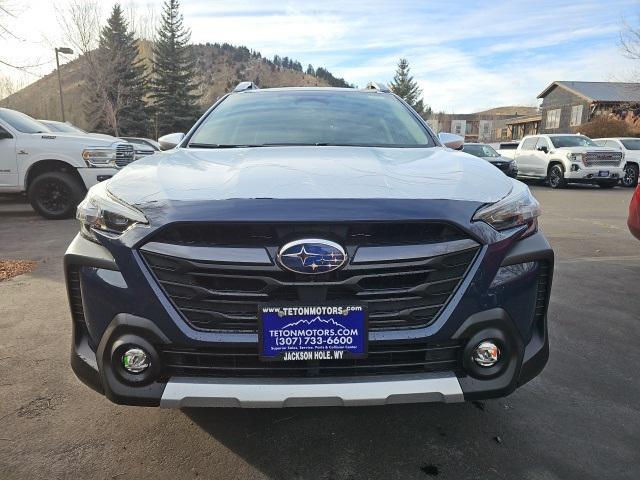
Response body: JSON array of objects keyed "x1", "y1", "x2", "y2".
[{"x1": 537, "y1": 146, "x2": 548, "y2": 153}]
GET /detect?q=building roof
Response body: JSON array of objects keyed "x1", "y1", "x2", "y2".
[
  {"x1": 505, "y1": 114, "x2": 542, "y2": 125},
  {"x1": 537, "y1": 81, "x2": 640, "y2": 103}
]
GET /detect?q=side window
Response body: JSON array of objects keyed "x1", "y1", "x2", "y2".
[
  {"x1": 521, "y1": 137, "x2": 538, "y2": 150},
  {"x1": 594, "y1": 140, "x2": 606, "y2": 146},
  {"x1": 535, "y1": 137, "x2": 549, "y2": 151},
  {"x1": 0, "y1": 125, "x2": 13, "y2": 139}
]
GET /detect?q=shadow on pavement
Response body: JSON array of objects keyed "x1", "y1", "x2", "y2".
[{"x1": 183, "y1": 401, "x2": 511, "y2": 479}]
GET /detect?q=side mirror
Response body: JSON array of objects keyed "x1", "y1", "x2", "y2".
[
  {"x1": 158, "y1": 132, "x2": 185, "y2": 150},
  {"x1": 0, "y1": 128, "x2": 13, "y2": 140},
  {"x1": 537, "y1": 145, "x2": 548, "y2": 153},
  {"x1": 438, "y1": 132, "x2": 464, "y2": 150}
]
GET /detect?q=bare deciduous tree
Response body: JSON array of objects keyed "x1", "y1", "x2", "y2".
[{"x1": 621, "y1": 17, "x2": 640, "y2": 60}]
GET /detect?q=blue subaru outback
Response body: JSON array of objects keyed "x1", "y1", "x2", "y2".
[{"x1": 65, "y1": 82, "x2": 553, "y2": 407}]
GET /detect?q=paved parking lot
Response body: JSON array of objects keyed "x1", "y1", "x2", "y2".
[{"x1": 1, "y1": 185, "x2": 639, "y2": 480}]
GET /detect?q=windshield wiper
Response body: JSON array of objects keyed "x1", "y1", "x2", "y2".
[{"x1": 188, "y1": 143, "x2": 263, "y2": 148}]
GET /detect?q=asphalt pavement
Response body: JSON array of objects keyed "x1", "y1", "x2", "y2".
[{"x1": 0, "y1": 184, "x2": 639, "y2": 480}]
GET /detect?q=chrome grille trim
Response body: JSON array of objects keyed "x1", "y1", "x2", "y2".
[
  {"x1": 583, "y1": 151, "x2": 623, "y2": 167},
  {"x1": 115, "y1": 143, "x2": 135, "y2": 168}
]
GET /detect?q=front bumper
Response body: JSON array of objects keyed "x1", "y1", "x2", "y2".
[
  {"x1": 65, "y1": 226, "x2": 553, "y2": 408},
  {"x1": 564, "y1": 165, "x2": 624, "y2": 181},
  {"x1": 77, "y1": 167, "x2": 119, "y2": 188}
]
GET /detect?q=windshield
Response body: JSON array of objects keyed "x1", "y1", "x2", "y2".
[
  {"x1": 42, "y1": 121, "x2": 85, "y2": 133},
  {"x1": 621, "y1": 139, "x2": 640, "y2": 150},
  {"x1": 0, "y1": 109, "x2": 52, "y2": 134},
  {"x1": 462, "y1": 144, "x2": 499, "y2": 158},
  {"x1": 188, "y1": 90, "x2": 435, "y2": 148},
  {"x1": 548, "y1": 135, "x2": 596, "y2": 148}
]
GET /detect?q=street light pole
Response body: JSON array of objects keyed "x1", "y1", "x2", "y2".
[{"x1": 54, "y1": 47, "x2": 74, "y2": 122}]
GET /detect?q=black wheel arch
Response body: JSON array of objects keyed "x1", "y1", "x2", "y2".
[{"x1": 24, "y1": 159, "x2": 86, "y2": 191}]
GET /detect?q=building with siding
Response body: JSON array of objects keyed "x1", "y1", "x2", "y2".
[
  {"x1": 537, "y1": 81, "x2": 640, "y2": 133},
  {"x1": 426, "y1": 106, "x2": 538, "y2": 142}
]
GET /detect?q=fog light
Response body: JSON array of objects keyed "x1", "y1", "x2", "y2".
[
  {"x1": 472, "y1": 341, "x2": 500, "y2": 367},
  {"x1": 122, "y1": 347, "x2": 150, "y2": 373}
]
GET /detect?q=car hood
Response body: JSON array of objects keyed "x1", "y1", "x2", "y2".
[
  {"x1": 31, "y1": 132, "x2": 119, "y2": 145},
  {"x1": 555, "y1": 146, "x2": 618, "y2": 153},
  {"x1": 480, "y1": 155, "x2": 512, "y2": 163},
  {"x1": 107, "y1": 146, "x2": 514, "y2": 208}
]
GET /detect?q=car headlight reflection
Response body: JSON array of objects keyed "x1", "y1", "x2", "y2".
[
  {"x1": 473, "y1": 180, "x2": 541, "y2": 231},
  {"x1": 76, "y1": 181, "x2": 148, "y2": 243}
]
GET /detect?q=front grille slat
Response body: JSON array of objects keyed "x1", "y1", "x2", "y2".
[
  {"x1": 159, "y1": 340, "x2": 464, "y2": 378},
  {"x1": 141, "y1": 222, "x2": 479, "y2": 332}
]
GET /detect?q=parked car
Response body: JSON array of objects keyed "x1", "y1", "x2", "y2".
[
  {"x1": 514, "y1": 134, "x2": 624, "y2": 188},
  {"x1": 118, "y1": 136, "x2": 160, "y2": 160},
  {"x1": 495, "y1": 141, "x2": 520, "y2": 160},
  {"x1": 0, "y1": 107, "x2": 135, "y2": 219},
  {"x1": 593, "y1": 138, "x2": 640, "y2": 188},
  {"x1": 65, "y1": 82, "x2": 553, "y2": 408},
  {"x1": 629, "y1": 183, "x2": 640, "y2": 240},
  {"x1": 461, "y1": 143, "x2": 518, "y2": 178}
]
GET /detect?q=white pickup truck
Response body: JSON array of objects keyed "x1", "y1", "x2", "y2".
[
  {"x1": 0, "y1": 107, "x2": 135, "y2": 219},
  {"x1": 513, "y1": 134, "x2": 624, "y2": 189}
]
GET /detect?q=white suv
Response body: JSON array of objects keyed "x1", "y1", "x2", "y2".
[
  {"x1": 513, "y1": 134, "x2": 624, "y2": 189},
  {"x1": 593, "y1": 138, "x2": 639, "y2": 188},
  {"x1": 0, "y1": 108, "x2": 135, "y2": 219}
]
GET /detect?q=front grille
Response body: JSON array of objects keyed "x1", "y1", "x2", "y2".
[
  {"x1": 159, "y1": 340, "x2": 464, "y2": 378},
  {"x1": 151, "y1": 222, "x2": 468, "y2": 248},
  {"x1": 583, "y1": 151, "x2": 623, "y2": 167},
  {"x1": 141, "y1": 240, "x2": 479, "y2": 332},
  {"x1": 66, "y1": 265, "x2": 85, "y2": 323},
  {"x1": 492, "y1": 162, "x2": 511, "y2": 172},
  {"x1": 115, "y1": 143, "x2": 135, "y2": 168}
]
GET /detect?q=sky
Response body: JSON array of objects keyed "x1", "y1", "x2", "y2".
[{"x1": 2, "y1": 0, "x2": 640, "y2": 112}]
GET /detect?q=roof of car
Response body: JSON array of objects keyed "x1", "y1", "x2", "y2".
[{"x1": 232, "y1": 87, "x2": 381, "y2": 94}]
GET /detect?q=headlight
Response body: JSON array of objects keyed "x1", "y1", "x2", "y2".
[
  {"x1": 567, "y1": 152, "x2": 582, "y2": 162},
  {"x1": 473, "y1": 181, "x2": 541, "y2": 231},
  {"x1": 76, "y1": 181, "x2": 147, "y2": 242},
  {"x1": 82, "y1": 147, "x2": 117, "y2": 167}
]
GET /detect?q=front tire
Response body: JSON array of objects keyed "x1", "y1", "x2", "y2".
[
  {"x1": 27, "y1": 171, "x2": 85, "y2": 219},
  {"x1": 547, "y1": 164, "x2": 566, "y2": 189},
  {"x1": 622, "y1": 163, "x2": 639, "y2": 188}
]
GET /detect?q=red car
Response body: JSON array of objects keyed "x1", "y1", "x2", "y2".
[{"x1": 629, "y1": 184, "x2": 640, "y2": 240}]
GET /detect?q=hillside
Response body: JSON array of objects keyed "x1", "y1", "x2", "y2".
[{"x1": 0, "y1": 42, "x2": 351, "y2": 132}]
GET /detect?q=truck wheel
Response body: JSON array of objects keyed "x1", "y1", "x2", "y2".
[
  {"x1": 598, "y1": 180, "x2": 618, "y2": 189},
  {"x1": 27, "y1": 171, "x2": 85, "y2": 219},
  {"x1": 547, "y1": 165, "x2": 566, "y2": 189},
  {"x1": 622, "y1": 163, "x2": 639, "y2": 188}
]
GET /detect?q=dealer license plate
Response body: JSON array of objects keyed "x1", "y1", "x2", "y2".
[
  {"x1": 259, "y1": 304, "x2": 367, "y2": 361},
  {"x1": 598, "y1": 170, "x2": 610, "y2": 177}
]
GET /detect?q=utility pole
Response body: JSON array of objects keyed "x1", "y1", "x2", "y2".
[{"x1": 55, "y1": 47, "x2": 74, "y2": 122}]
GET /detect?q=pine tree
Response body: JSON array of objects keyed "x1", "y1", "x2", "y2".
[
  {"x1": 84, "y1": 4, "x2": 149, "y2": 136},
  {"x1": 389, "y1": 58, "x2": 426, "y2": 115},
  {"x1": 150, "y1": 0, "x2": 201, "y2": 136}
]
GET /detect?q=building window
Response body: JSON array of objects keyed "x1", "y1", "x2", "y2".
[
  {"x1": 451, "y1": 120, "x2": 465, "y2": 135},
  {"x1": 546, "y1": 109, "x2": 561, "y2": 129},
  {"x1": 570, "y1": 105, "x2": 583, "y2": 126}
]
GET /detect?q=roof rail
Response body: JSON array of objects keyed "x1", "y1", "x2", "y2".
[
  {"x1": 233, "y1": 81, "x2": 259, "y2": 92},
  {"x1": 365, "y1": 82, "x2": 390, "y2": 93}
]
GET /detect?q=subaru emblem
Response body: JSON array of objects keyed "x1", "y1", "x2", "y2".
[{"x1": 277, "y1": 239, "x2": 347, "y2": 274}]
